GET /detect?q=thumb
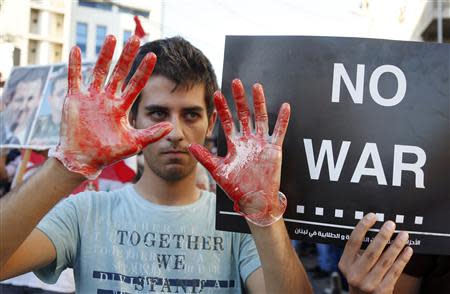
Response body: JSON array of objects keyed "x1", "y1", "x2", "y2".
[
  {"x1": 133, "y1": 122, "x2": 173, "y2": 148},
  {"x1": 188, "y1": 144, "x2": 220, "y2": 173}
]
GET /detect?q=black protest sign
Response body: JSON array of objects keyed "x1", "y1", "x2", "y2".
[{"x1": 216, "y1": 36, "x2": 450, "y2": 255}]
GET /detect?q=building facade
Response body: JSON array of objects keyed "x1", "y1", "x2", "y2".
[
  {"x1": 412, "y1": 0, "x2": 450, "y2": 42},
  {"x1": 0, "y1": 0, "x2": 70, "y2": 77},
  {"x1": 360, "y1": 0, "x2": 450, "y2": 42},
  {"x1": 0, "y1": 0, "x2": 161, "y2": 81},
  {"x1": 70, "y1": 0, "x2": 162, "y2": 62}
]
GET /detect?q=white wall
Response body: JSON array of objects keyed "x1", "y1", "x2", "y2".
[{"x1": 0, "y1": 0, "x2": 31, "y2": 67}]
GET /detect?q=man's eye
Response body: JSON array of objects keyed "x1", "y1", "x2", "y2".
[
  {"x1": 149, "y1": 111, "x2": 167, "y2": 120},
  {"x1": 185, "y1": 112, "x2": 200, "y2": 120}
]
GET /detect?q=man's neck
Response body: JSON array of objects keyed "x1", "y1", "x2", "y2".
[{"x1": 134, "y1": 167, "x2": 201, "y2": 206}]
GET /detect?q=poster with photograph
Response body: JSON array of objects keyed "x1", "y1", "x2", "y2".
[
  {"x1": 27, "y1": 62, "x2": 94, "y2": 148},
  {"x1": 217, "y1": 36, "x2": 450, "y2": 255},
  {"x1": 0, "y1": 66, "x2": 51, "y2": 147}
]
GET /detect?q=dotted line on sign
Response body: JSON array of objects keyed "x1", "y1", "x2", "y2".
[{"x1": 296, "y1": 205, "x2": 424, "y2": 225}]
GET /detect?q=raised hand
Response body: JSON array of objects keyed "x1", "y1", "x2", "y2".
[
  {"x1": 339, "y1": 213, "x2": 413, "y2": 294},
  {"x1": 189, "y1": 79, "x2": 290, "y2": 226},
  {"x1": 50, "y1": 35, "x2": 173, "y2": 179}
]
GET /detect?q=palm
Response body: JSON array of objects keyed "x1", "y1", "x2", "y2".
[
  {"x1": 60, "y1": 91, "x2": 139, "y2": 171},
  {"x1": 215, "y1": 136, "x2": 282, "y2": 207}
]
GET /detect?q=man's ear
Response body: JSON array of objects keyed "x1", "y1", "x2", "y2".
[{"x1": 207, "y1": 110, "x2": 217, "y2": 137}]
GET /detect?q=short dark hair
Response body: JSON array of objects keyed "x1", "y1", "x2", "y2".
[{"x1": 125, "y1": 36, "x2": 218, "y2": 119}]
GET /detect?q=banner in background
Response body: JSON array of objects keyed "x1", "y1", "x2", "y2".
[
  {"x1": 27, "y1": 63, "x2": 94, "y2": 148},
  {"x1": 1, "y1": 63, "x2": 94, "y2": 149},
  {"x1": 0, "y1": 66, "x2": 51, "y2": 147}
]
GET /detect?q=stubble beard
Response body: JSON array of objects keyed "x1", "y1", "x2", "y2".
[{"x1": 144, "y1": 150, "x2": 197, "y2": 182}]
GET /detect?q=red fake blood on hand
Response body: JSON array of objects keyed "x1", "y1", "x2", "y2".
[
  {"x1": 51, "y1": 35, "x2": 172, "y2": 179},
  {"x1": 189, "y1": 79, "x2": 289, "y2": 226}
]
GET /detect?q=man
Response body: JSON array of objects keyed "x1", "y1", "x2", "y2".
[
  {"x1": 1, "y1": 76, "x2": 45, "y2": 145},
  {"x1": 28, "y1": 67, "x2": 67, "y2": 146},
  {"x1": 29, "y1": 63, "x2": 93, "y2": 147},
  {"x1": 0, "y1": 35, "x2": 312, "y2": 293}
]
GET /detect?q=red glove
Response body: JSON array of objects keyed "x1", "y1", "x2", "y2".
[
  {"x1": 189, "y1": 79, "x2": 290, "y2": 226},
  {"x1": 49, "y1": 35, "x2": 172, "y2": 179}
]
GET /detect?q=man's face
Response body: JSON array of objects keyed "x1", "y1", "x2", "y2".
[
  {"x1": 134, "y1": 75, "x2": 215, "y2": 182},
  {"x1": 5, "y1": 79, "x2": 42, "y2": 133},
  {"x1": 48, "y1": 77, "x2": 67, "y2": 124}
]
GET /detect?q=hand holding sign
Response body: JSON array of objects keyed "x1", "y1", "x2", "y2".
[
  {"x1": 189, "y1": 79, "x2": 289, "y2": 226},
  {"x1": 339, "y1": 213, "x2": 413, "y2": 294},
  {"x1": 49, "y1": 35, "x2": 173, "y2": 179}
]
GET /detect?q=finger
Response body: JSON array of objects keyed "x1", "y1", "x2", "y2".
[
  {"x1": 360, "y1": 231, "x2": 409, "y2": 288},
  {"x1": 231, "y1": 79, "x2": 252, "y2": 136},
  {"x1": 121, "y1": 53, "x2": 157, "y2": 112},
  {"x1": 214, "y1": 91, "x2": 236, "y2": 140},
  {"x1": 105, "y1": 35, "x2": 140, "y2": 95},
  {"x1": 188, "y1": 144, "x2": 221, "y2": 173},
  {"x1": 132, "y1": 122, "x2": 173, "y2": 148},
  {"x1": 252, "y1": 83, "x2": 269, "y2": 136},
  {"x1": 378, "y1": 247, "x2": 413, "y2": 290},
  {"x1": 355, "y1": 220, "x2": 396, "y2": 274},
  {"x1": 271, "y1": 103, "x2": 291, "y2": 146},
  {"x1": 68, "y1": 46, "x2": 81, "y2": 95},
  {"x1": 340, "y1": 213, "x2": 377, "y2": 269},
  {"x1": 89, "y1": 35, "x2": 116, "y2": 92}
]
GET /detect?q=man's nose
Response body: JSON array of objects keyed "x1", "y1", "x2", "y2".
[{"x1": 166, "y1": 117, "x2": 184, "y2": 144}]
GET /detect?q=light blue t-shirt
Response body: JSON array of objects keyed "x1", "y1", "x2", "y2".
[{"x1": 35, "y1": 185, "x2": 261, "y2": 293}]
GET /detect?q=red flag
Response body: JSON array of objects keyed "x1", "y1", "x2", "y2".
[
  {"x1": 134, "y1": 16, "x2": 146, "y2": 39},
  {"x1": 99, "y1": 160, "x2": 136, "y2": 183},
  {"x1": 19, "y1": 151, "x2": 136, "y2": 194}
]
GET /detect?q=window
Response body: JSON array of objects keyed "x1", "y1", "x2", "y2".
[
  {"x1": 123, "y1": 30, "x2": 132, "y2": 47},
  {"x1": 76, "y1": 22, "x2": 87, "y2": 57},
  {"x1": 96, "y1": 25, "x2": 107, "y2": 55},
  {"x1": 78, "y1": 0, "x2": 112, "y2": 11}
]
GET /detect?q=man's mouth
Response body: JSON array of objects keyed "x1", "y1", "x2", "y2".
[{"x1": 161, "y1": 149, "x2": 189, "y2": 155}]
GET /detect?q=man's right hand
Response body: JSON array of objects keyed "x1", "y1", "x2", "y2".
[
  {"x1": 339, "y1": 213, "x2": 413, "y2": 294},
  {"x1": 50, "y1": 35, "x2": 172, "y2": 179}
]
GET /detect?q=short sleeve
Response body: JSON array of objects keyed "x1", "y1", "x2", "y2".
[
  {"x1": 34, "y1": 196, "x2": 81, "y2": 283},
  {"x1": 237, "y1": 233, "x2": 261, "y2": 283}
]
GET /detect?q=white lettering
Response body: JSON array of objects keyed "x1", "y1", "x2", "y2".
[
  {"x1": 332, "y1": 63, "x2": 365, "y2": 104},
  {"x1": 351, "y1": 143, "x2": 387, "y2": 185},
  {"x1": 393, "y1": 145, "x2": 426, "y2": 188},
  {"x1": 304, "y1": 139, "x2": 351, "y2": 181},
  {"x1": 369, "y1": 65, "x2": 406, "y2": 106}
]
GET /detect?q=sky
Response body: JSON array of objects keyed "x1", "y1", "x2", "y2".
[{"x1": 160, "y1": 0, "x2": 374, "y2": 81}]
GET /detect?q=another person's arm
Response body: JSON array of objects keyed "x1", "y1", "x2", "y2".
[
  {"x1": 394, "y1": 273, "x2": 421, "y2": 294},
  {"x1": 189, "y1": 79, "x2": 312, "y2": 293},
  {"x1": 394, "y1": 253, "x2": 443, "y2": 294},
  {"x1": 0, "y1": 35, "x2": 172, "y2": 278},
  {"x1": 338, "y1": 213, "x2": 413, "y2": 294}
]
